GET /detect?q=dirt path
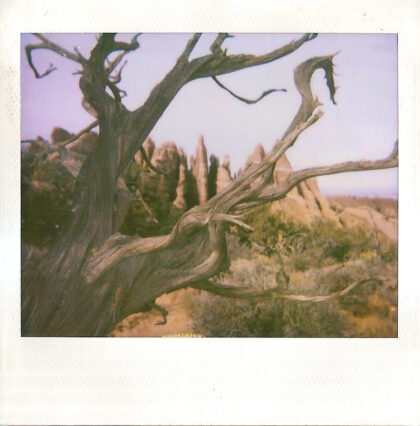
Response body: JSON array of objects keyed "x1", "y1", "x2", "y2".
[{"x1": 109, "y1": 289, "x2": 203, "y2": 337}]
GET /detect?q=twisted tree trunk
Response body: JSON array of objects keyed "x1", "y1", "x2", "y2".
[{"x1": 21, "y1": 33, "x2": 397, "y2": 336}]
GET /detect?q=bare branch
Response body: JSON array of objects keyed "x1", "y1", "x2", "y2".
[
  {"x1": 208, "y1": 109, "x2": 324, "y2": 212},
  {"x1": 25, "y1": 34, "x2": 86, "y2": 79},
  {"x1": 135, "y1": 189, "x2": 159, "y2": 224},
  {"x1": 110, "y1": 60, "x2": 128, "y2": 84},
  {"x1": 73, "y1": 46, "x2": 86, "y2": 61},
  {"x1": 106, "y1": 79, "x2": 126, "y2": 105},
  {"x1": 25, "y1": 51, "x2": 57, "y2": 79},
  {"x1": 179, "y1": 33, "x2": 202, "y2": 61},
  {"x1": 192, "y1": 277, "x2": 376, "y2": 302},
  {"x1": 93, "y1": 33, "x2": 141, "y2": 58},
  {"x1": 212, "y1": 76, "x2": 286, "y2": 104},
  {"x1": 211, "y1": 213, "x2": 254, "y2": 231},
  {"x1": 138, "y1": 145, "x2": 167, "y2": 175},
  {"x1": 235, "y1": 141, "x2": 398, "y2": 211},
  {"x1": 189, "y1": 33, "x2": 317, "y2": 80},
  {"x1": 57, "y1": 121, "x2": 99, "y2": 147},
  {"x1": 285, "y1": 54, "x2": 338, "y2": 134},
  {"x1": 105, "y1": 34, "x2": 142, "y2": 76},
  {"x1": 33, "y1": 34, "x2": 85, "y2": 63},
  {"x1": 210, "y1": 33, "x2": 233, "y2": 54},
  {"x1": 198, "y1": 54, "x2": 338, "y2": 217},
  {"x1": 123, "y1": 33, "x2": 309, "y2": 169}
]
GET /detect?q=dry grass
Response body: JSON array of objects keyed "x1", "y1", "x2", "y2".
[{"x1": 189, "y1": 220, "x2": 397, "y2": 338}]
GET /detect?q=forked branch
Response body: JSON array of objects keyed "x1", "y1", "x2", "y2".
[
  {"x1": 25, "y1": 33, "x2": 85, "y2": 79},
  {"x1": 235, "y1": 141, "x2": 399, "y2": 211},
  {"x1": 192, "y1": 277, "x2": 377, "y2": 302},
  {"x1": 105, "y1": 33, "x2": 142, "y2": 75},
  {"x1": 189, "y1": 33, "x2": 318, "y2": 80}
]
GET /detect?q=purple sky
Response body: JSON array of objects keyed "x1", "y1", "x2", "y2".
[{"x1": 21, "y1": 33, "x2": 398, "y2": 198}]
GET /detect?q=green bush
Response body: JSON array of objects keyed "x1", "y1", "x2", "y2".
[{"x1": 240, "y1": 206, "x2": 381, "y2": 266}]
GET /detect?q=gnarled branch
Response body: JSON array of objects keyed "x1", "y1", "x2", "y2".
[
  {"x1": 105, "y1": 33, "x2": 142, "y2": 75},
  {"x1": 81, "y1": 233, "x2": 175, "y2": 285},
  {"x1": 235, "y1": 141, "x2": 398, "y2": 212},
  {"x1": 192, "y1": 277, "x2": 377, "y2": 302},
  {"x1": 189, "y1": 33, "x2": 317, "y2": 80},
  {"x1": 210, "y1": 33, "x2": 233, "y2": 54}
]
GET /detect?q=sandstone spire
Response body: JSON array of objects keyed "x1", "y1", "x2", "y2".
[
  {"x1": 216, "y1": 155, "x2": 233, "y2": 193},
  {"x1": 245, "y1": 143, "x2": 265, "y2": 168},
  {"x1": 173, "y1": 147, "x2": 188, "y2": 211},
  {"x1": 150, "y1": 141, "x2": 179, "y2": 200},
  {"x1": 190, "y1": 135, "x2": 209, "y2": 204}
]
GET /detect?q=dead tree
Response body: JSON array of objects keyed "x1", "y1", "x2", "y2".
[{"x1": 22, "y1": 33, "x2": 398, "y2": 336}]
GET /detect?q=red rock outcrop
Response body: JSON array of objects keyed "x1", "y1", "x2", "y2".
[{"x1": 50, "y1": 127, "x2": 72, "y2": 144}]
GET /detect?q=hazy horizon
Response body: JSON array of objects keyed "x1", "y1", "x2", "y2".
[{"x1": 21, "y1": 33, "x2": 398, "y2": 199}]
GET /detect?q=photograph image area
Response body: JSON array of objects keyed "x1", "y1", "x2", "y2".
[{"x1": 21, "y1": 33, "x2": 398, "y2": 337}]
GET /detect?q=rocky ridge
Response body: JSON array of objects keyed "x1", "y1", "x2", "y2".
[{"x1": 24, "y1": 127, "x2": 398, "y2": 242}]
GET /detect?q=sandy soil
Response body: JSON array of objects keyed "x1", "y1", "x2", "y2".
[{"x1": 109, "y1": 288, "x2": 203, "y2": 337}]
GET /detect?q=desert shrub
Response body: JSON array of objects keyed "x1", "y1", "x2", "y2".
[
  {"x1": 307, "y1": 220, "x2": 373, "y2": 262},
  {"x1": 120, "y1": 162, "x2": 183, "y2": 237},
  {"x1": 381, "y1": 241, "x2": 398, "y2": 263},
  {"x1": 21, "y1": 156, "x2": 75, "y2": 248},
  {"x1": 288, "y1": 251, "x2": 315, "y2": 272},
  {"x1": 240, "y1": 207, "x2": 378, "y2": 265},
  {"x1": 191, "y1": 294, "x2": 354, "y2": 337},
  {"x1": 238, "y1": 205, "x2": 307, "y2": 255},
  {"x1": 190, "y1": 244, "x2": 397, "y2": 337}
]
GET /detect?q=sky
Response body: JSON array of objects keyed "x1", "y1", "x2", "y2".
[{"x1": 21, "y1": 33, "x2": 398, "y2": 198}]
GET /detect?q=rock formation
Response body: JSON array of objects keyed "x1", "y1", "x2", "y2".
[
  {"x1": 24, "y1": 126, "x2": 397, "y2": 243},
  {"x1": 67, "y1": 131, "x2": 98, "y2": 159},
  {"x1": 245, "y1": 143, "x2": 265, "y2": 168},
  {"x1": 216, "y1": 155, "x2": 233, "y2": 193},
  {"x1": 50, "y1": 127, "x2": 72, "y2": 144},
  {"x1": 190, "y1": 135, "x2": 209, "y2": 205},
  {"x1": 173, "y1": 148, "x2": 189, "y2": 211},
  {"x1": 150, "y1": 141, "x2": 179, "y2": 201}
]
